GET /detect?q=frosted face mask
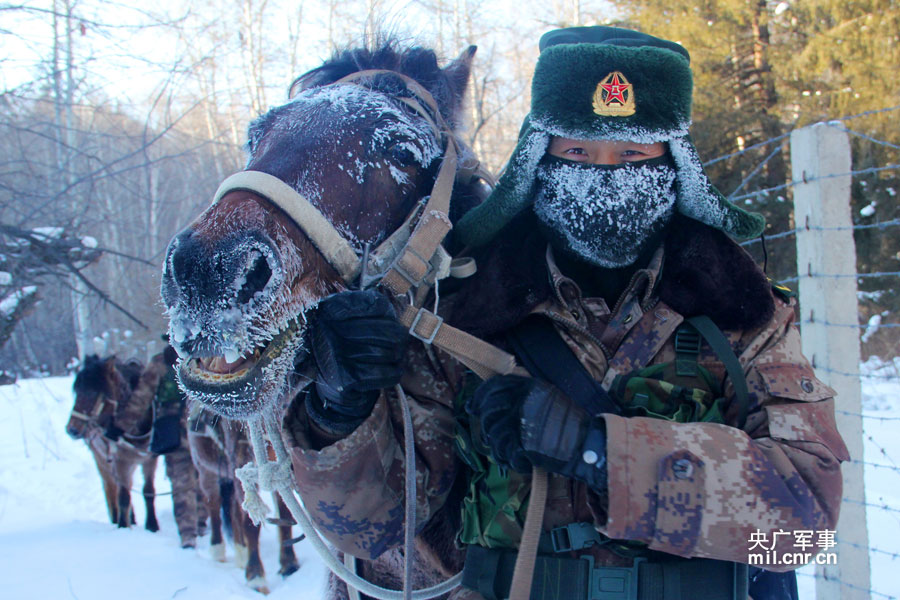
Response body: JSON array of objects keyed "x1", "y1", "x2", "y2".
[{"x1": 534, "y1": 154, "x2": 677, "y2": 268}]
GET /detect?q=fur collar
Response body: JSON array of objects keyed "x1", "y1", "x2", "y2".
[{"x1": 447, "y1": 212, "x2": 774, "y2": 337}]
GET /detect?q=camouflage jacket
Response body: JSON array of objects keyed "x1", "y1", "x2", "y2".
[{"x1": 284, "y1": 214, "x2": 850, "y2": 597}]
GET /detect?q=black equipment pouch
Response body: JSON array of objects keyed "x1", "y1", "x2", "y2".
[
  {"x1": 749, "y1": 567, "x2": 799, "y2": 600},
  {"x1": 462, "y1": 543, "x2": 749, "y2": 600},
  {"x1": 150, "y1": 413, "x2": 182, "y2": 454}
]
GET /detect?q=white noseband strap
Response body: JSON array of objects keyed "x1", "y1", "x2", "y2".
[{"x1": 213, "y1": 170, "x2": 362, "y2": 284}]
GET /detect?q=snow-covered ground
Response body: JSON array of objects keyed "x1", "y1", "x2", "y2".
[
  {"x1": 0, "y1": 373, "x2": 898, "y2": 599},
  {"x1": 0, "y1": 376, "x2": 328, "y2": 599}
]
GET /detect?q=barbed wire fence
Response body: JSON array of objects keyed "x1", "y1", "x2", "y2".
[{"x1": 705, "y1": 107, "x2": 900, "y2": 600}]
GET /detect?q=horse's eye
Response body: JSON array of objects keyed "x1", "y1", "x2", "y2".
[
  {"x1": 248, "y1": 132, "x2": 262, "y2": 154},
  {"x1": 391, "y1": 146, "x2": 416, "y2": 166}
]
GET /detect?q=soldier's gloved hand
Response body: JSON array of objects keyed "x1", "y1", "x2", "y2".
[
  {"x1": 104, "y1": 424, "x2": 124, "y2": 442},
  {"x1": 465, "y1": 375, "x2": 608, "y2": 492},
  {"x1": 306, "y1": 289, "x2": 408, "y2": 434}
]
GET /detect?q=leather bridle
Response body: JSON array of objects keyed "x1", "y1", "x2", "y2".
[
  {"x1": 211, "y1": 70, "x2": 513, "y2": 379},
  {"x1": 70, "y1": 390, "x2": 117, "y2": 429},
  {"x1": 213, "y1": 70, "x2": 472, "y2": 296}
]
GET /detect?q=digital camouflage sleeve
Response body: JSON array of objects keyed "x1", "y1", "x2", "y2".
[
  {"x1": 596, "y1": 298, "x2": 850, "y2": 570},
  {"x1": 283, "y1": 342, "x2": 465, "y2": 561}
]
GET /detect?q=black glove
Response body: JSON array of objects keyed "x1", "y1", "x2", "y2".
[
  {"x1": 306, "y1": 289, "x2": 408, "y2": 434},
  {"x1": 104, "y1": 424, "x2": 124, "y2": 442},
  {"x1": 465, "y1": 375, "x2": 608, "y2": 492}
]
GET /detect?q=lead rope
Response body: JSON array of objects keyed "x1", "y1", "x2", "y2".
[
  {"x1": 397, "y1": 384, "x2": 416, "y2": 600},
  {"x1": 345, "y1": 554, "x2": 361, "y2": 600},
  {"x1": 235, "y1": 399, "x2": 461, "y2": 600}
]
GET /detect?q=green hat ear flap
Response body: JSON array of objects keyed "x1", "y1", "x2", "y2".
[
  {"x1": 457, "y1": 123, "x2": 550, "y2": 248},
  {"x1": 668, "y1": 135, "x2": 765, "y2": 240}
]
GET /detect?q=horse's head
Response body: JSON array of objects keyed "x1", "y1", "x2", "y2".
[
  {"x1": 67, "y1": 355, "x2": 129, "y2": 439},
  {"x1": 161, "y1": 40, "x2": 482, "y2": 418}
]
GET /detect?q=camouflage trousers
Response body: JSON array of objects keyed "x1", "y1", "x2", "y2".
[{"x1": 164, "y1": 443, "x2": 207, "y2": 547}]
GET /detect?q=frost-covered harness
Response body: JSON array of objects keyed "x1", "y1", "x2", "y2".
[{"x1": 212, "y1": 70, "x2": 526, "y2": 600}]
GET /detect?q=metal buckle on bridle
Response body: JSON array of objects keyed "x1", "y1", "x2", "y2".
[
  {"x1": 358, "y1": 242, "x2": 379, "y2": 290},
  {"x1": 408, "y1": 307, "x2": 443, "y2": 345},
  {"x1": 393, "y1": 247, "x2": 435, "y2": 288}
]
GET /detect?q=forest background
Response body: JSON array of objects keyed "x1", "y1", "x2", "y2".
[{"x1": 1, "y1": 0, "x2": 898, "y2": 376}]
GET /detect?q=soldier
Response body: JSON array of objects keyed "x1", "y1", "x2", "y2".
[
  {"x1": 283, "y1": 26, "x2": 849, "y2": 600},
  {"x1": 449, "y1": 26, "x2": 850, "y2": 599},
  {"x1": 110, "y1": 342, "x2": 206, "y2": 549}
]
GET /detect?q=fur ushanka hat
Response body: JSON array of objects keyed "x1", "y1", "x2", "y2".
[{"x1": 456, "y1": 26, "x2": 765, "y2": 248}]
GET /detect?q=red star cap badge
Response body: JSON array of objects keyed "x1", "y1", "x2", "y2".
[
  {"x1": 592, "y1": 71, "x2": 636, "y2": 117},
  {"x1": 601, "y1": 73, "x2": 630, "y2": 105}
]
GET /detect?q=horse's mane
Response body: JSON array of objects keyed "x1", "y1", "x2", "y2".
[
  {"x1": 288, "y1": 36, "x2": 471, "y2": 130},
  {"x1": 73, "y1": 354, "x2": 108, "y2": 395},
  {"x1": 282, "y1": 36, "x2": 486, "y2": 247}
]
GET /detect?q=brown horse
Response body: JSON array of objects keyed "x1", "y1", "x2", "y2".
[
  {"x1": 161, "y1": 39, "x2": 482, "y2": 418},
  {"x1": 161, "y1": 39, "x2": 484, "y2": 597},
  {"x1": 188, "y1": 407, "x2": 300, "y2": 593},
  {"x1": 66, "y1": 355, "x2": 160, "y2": 531}
]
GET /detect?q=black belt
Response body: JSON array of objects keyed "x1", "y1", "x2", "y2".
[{"x1": 462, "y1": 543, "x2": 748, "y2": 600}]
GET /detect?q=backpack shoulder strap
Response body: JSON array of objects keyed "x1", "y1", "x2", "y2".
[
  {"x1": 506, "y1": 316, "x2": 619, "y2": 416},
  {"x1": 685, "y1": 316, "x2": 750, "y2": 429}
]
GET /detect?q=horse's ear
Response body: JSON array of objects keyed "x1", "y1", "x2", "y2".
[
  {"x1": 439, "y1": 45, "x2": 476, "y2": 126},
  {"x1": 443, "y1": 45, "x2": 476, "y2": 95}
]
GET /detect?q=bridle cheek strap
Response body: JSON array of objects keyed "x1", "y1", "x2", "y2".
[{"x1": 70, "y1": 391, "x2": 115, "y2": 425}]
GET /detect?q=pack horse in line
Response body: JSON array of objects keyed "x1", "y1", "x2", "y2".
[{"x1": 67, "y1": 355, "x2": 160, "y2": 532}]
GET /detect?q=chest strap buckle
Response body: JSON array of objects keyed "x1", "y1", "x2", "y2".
[
  {"x1": 549, "y1": 522, "x2": 607, "y2": 553},
  {"x1": 674, "y1": 325, "x2": 702, "y2": 377}
]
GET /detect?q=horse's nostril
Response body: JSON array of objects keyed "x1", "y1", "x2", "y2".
[
  {"x1": 167, "y1": 230, "x2": 198, "y2": 290},
  {"x1": 237, "y1": 251, "x2": 273, "y2": 305}
]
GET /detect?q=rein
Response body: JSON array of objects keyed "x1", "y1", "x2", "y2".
[{"x1": 214, "y1": 70, "x2": 531, "y2": 600}]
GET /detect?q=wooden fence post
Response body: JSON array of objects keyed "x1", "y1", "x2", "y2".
[{"x1": 792, "y1": 122, "x2": 870, "y2": 600}]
